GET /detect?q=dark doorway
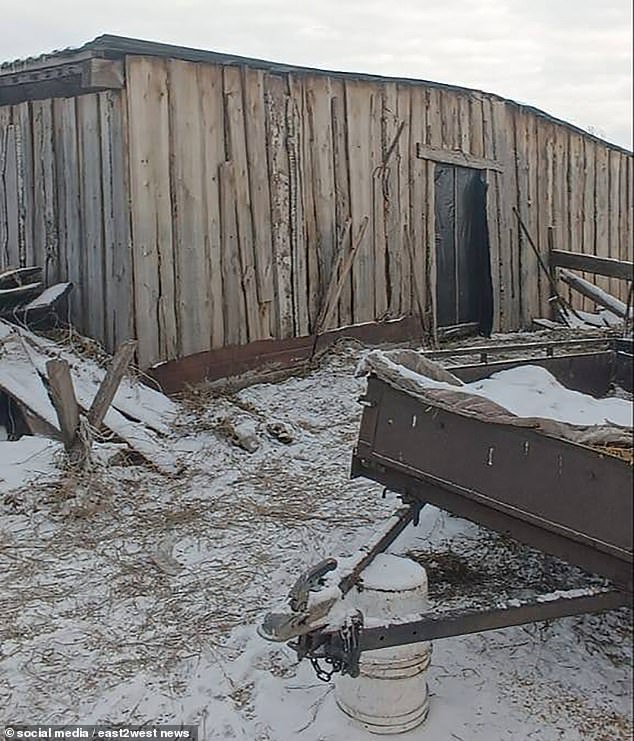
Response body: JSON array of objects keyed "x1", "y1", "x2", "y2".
[{"x1": 434, "y1": 164, "x2": 493, "y2": 335}]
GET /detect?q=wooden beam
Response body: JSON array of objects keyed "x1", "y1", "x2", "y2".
[
  {"x1": 317, "y1": 216, "x2": 370, "y2": 333},
  {"x1": 550, "y1": 250, "x2": 633, "y2": 281},
  {"x1": 81, "y1": 59, "x2": 125, "y2": 90},
  {"x1": 558, "y1": 269, "x2": 629, "y2": 318},
  {"x1": 415, "y1": 142, "x2": 503, "y2": 172},
  {"x1": 87, "y1": 340, "x2": 137, "y2": 428},
  {"x1": 45, "y1": 359, "x2": 80, "y2": 450}
]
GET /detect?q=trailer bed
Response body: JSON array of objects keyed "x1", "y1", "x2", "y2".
[{"x1": 352, "y1": 373, "x2": 633, "y2": 593}]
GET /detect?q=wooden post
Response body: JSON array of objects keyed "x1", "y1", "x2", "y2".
[
  {"x1": 46, "y1": 358, "x2": 87, "y2": 466},
  {"x1": 405, "y1": 228, "x2": 432, "y2": 345},
  {"x1": 87, "y1": 339, "x2": 137, "y2": 429},
  {"x1": 46, "y1": 359, "x2": 79, "y2": 449}
]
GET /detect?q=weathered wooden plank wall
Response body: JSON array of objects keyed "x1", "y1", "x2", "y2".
[
  {"x1": 0, "y1": 55, "x2": 632, "y2": 369},
  {"x1": 0, "y1": 92, "x2": 133, "y2": 351}
]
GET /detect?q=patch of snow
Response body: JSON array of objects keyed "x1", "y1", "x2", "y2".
[
  {"x1": 0, "y1": 436, "x2": 60, "y2": 491},
  {"x1": 360, "y1": 553, "x2": 426, "y2": 592},
  {"x1": 0, "y1": 341, "x2": 631, "y2": 741},
  {"x1": 470, "y1": 365, "x2": 633, "y2": 427},
  {"x1": 23, "y1": 282, "x2": 71, "y2": 310}
]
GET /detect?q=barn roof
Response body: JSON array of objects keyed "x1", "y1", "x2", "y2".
[{"x1": 0, "y1": 34, "x2": 631, "y2": 155}]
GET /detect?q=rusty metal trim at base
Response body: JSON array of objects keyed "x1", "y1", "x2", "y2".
[{"x1": 148, "y1": 316, "x2": 424, "y2": 393}]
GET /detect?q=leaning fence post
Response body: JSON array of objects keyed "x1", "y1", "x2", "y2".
[{"x1": 87, "y1": 339, "x2": 137, "y2": 429}]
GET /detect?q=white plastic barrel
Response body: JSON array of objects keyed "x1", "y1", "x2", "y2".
[{"x1": 334, "y1": 554, "x2": 432, "y2": 735}]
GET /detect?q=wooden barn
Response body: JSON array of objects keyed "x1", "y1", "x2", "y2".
[{"x1": 0, "y1": 35, "x2": 632, "y2": 370}]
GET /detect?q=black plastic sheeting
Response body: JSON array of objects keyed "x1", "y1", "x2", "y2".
[{"x1": 434, "y1": 164, "x2": 493, "y2": 335}]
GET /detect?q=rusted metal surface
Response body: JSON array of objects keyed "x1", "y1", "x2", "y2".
[
  {"x1": 149, "y1": 316, "x2": 423, "y2": 393},
  {"x1": 420, "y1": 336, "x2": 613, "y2": 359},
  {"x1": 298, "y1": 588, "x2": 630, "y2": 668},
  {"x1": 614, "y1": 338, "x2": 633, "y2": 392},
  {"x1": 338, "y1": 505, "x2": 419, "y2": 596},
  {"x1": 353, "y1": 376, "x2": 633, "y2": 592},
  {"x1": 356, "y1": 588, "x2": 631, "y2": 649}
]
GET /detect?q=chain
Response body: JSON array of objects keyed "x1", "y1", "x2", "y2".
[
  {"x1": 307, "y1": 612, "x2": 363, "y2": 682},
  {"x1": 309, "y1": 656, "x2": 343, "y2": 682}
]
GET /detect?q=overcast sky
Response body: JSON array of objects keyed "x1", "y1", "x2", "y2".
[{"x1": 3, "y1": 0, "x2": 632, "y2": 149}]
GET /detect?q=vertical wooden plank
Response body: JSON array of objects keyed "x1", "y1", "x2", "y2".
[
  {"x1": 514, "y1": 110, "x2": 532, "y2": 325},
  {"x1": 14, "y1": 101, "x2": 33, "y2": 268},
  {"x1": 618, "y1": 153, "x2": 630, "y2": 302},
  {"x1": 77, "y1": 94, "x2": 105, "y2": 345},
  {"x1": 440, "y1": 90, "x2": 458, "y2": 150},
  {"x1": 493, "y1": 100, "x2": 518, "y2": 328},
  {"x1": 568, "y1": 133, "x2": 584, "y2": 253},
  {"x1": 198, "y1": 62, "x2": 226, "y2": 348},
  {"x1": 567, "y1": 132, "x2": 584, "y2": 310},
  {"x1": 550, "y1": 125, "x2": 568, "y2": 307},
  {"x1": 0, "y1": 107, "x2": 8, "y2": 268},
  {"x1": 607, "y1": 149, "x2": 621, "y2": 299},
  {"x1": 345, "y1": 79, "x2": 374, "y2": 324},
  {"x1": 409, "y1": 85, "x2": 426, "y2": 319},
  {"x1": 99, "y1": 91, "x2": 133, "y2": 352},
  {"x1": 300, "y1": 79, "x2": 320, "y2": 330},
  {"x1": 219, "y1": 161, "x2": 247, "y2": 345},
  {"x1": 126, "y1": 57, "x2": 177, "y2": 367},
  {"x1": 52, "y1": 98, "x2": 82, "y2": 324},
  {"x1": 287, "y1": 73, "x2": 309, "y2": 335},
  {"x1": 470, "y1": 95, "x2": 485, "y2": 159},
  {"x1": 483, "y1": 96, "x2": 502, "y2": 330},
  {"x1": 168, "y1": 59, "x2": 211, "y2": 357},
  {"x1": 0, "y1": 107, "x2": 19, "y2": 270},
  {"x1": 264, "y1": 73, "x2": 293, "y2": 338},
  {"x1": 396, "y1": 84, "x2": 411, "y2": 316},
  {"x1": 458, "y1": 95, "x2": 471, "y2": 153},
  {"x1": 594, "y1": 144, "x2": 610, "y2": 298},
  {"x1": 305, "y1": 75, "x2": 337, "y2": 322},
  {"x1": 224, "y1": 64, "x2": 261, "y2": 341},
  {"x1": 50, "y1": 100, "x2": 67, "y2": 287},
  {"x1": 31, "y1": 99, "x2": 58, "y2": 284},
  {"x1": 371, "y1": 85, "x2": 388, "y2": 319},
  {"x1": 537, "y1": 120, "x2": 555, "y2": 317},
  {"x1": 331, "y1": 79, "x2": 352, "y2": 326},
  {"x1": 425, "y1": 88, "x2": 442, "y2": 333},
  {"x1": 582, "y1": 138, "x2": 596, "y2": 307},
  {"x1": 383, "y1": 82, "x2": 401, "y2": 318},
  {"x1": 243, "y1": 66, "x2": 275, "y2": 336},
  {"x1": 525, "y1": 113, "x2": 540, "y2": 320},
  {"x1": 625, "y1": 156, "x2": 634, "y2": 302}
]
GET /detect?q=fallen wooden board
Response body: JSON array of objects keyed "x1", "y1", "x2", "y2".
[
  {"x1": 559, "y1": 269, "x2": 630, "y2": 318},
  {"x1": 0, "y1": 266, "x2": 42, "y2": 289},
  {"x1": 23, "y1": 282, "x2": 72, "y2": 312},
  {"x1": 0, "y1": 320, "x2": 177, "y2": 434},
  {"x1": 0, "y1": 320, "x2": 179, "y2": 473},
  {"x1": 551, "y1": 251, "x2": 633, "y2": 281},
  {"x1": 0, "y1": 282, "x2": 43, "y2": 312}
]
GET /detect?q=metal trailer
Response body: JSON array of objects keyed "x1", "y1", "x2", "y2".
[{"x1": 261, "y1": 338, "x2": 633, "y2": 680}]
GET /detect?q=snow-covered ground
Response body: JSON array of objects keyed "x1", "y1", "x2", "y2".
[{"x1": 0, "y1": 339, "x2": 632, "y2": 740}]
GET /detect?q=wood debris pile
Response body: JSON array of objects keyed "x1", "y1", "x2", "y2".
[{"x1": 0, "y1": 318, "x2": 179, "y2": 473}]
